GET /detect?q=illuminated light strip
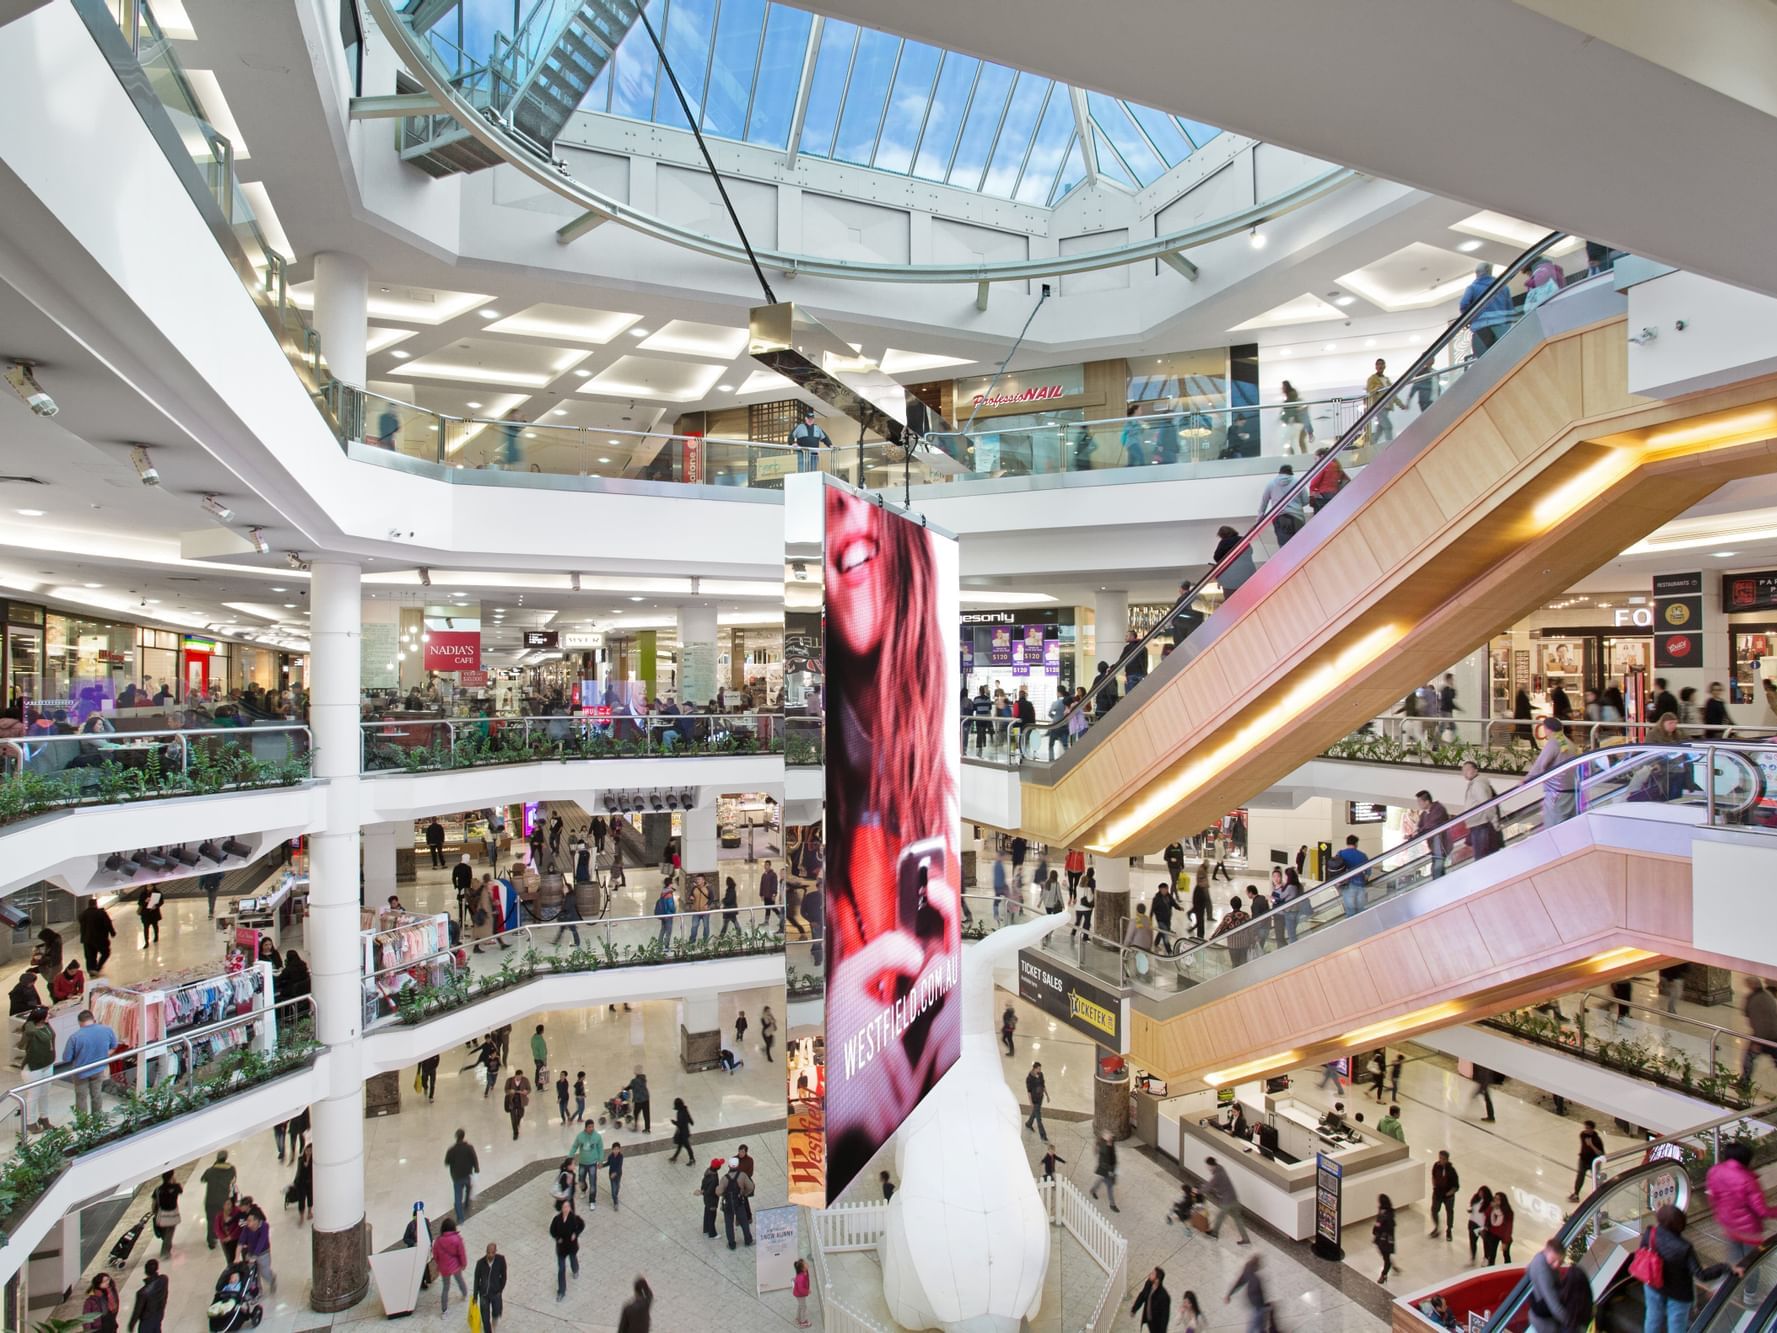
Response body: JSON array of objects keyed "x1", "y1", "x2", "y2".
[
  {"x1": 1530, "y1": 453, "x2": 1637, "y2": 530},
  {"x1": 1644, "y1": 408, "x2": 1777, "y2": 452},
  {"x1": 1338, "y1": 1000, "x2": 1468, "y2": 1050},
  {"x1": 1202, "y1": 1051, "x2": 1304, "y2": 1087},
  {"x1": 1098, "y1": 622, "x2": 1405, "y2": 847}
]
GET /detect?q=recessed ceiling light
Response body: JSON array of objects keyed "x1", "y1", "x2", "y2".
[
  {"x1": 390, "y1": 350, "x2": 410, "y2": 359},
  {"x1": 479, "y1": 308, "x2": 499, "y2": 319},
  {"x1": 552, "y1": 409, "x2": 569, "y2": 417},
  {"x1": 628, "y1": 328, "x2": 648, "y2": 338},
  {"x1": 1364, "y1": 339, "x2": 1377, "y2": 348},
  {"x1": 597, "y1": 457, "x2": 611, "y2": 464},
  {"x1": 283, "y1": 603, "x2": 297, "y2": 609},
  {"x1": 16, "y1": 508, "x2": 44, "y2": 517},
  {"x1": 466, "y1": 401, "x2": 483, "y2": 410},
  {"x1": 717, "y1": 384, "x2": 734, "y2": 393},
  {"x1": 271, "y1": 586, "x2": 286, "y2": 592},
  {"x1": 1457, "y1": 239, "x2": 1483, "y2": 253},
  {"x1": 628, "y1": 595, "x2": 645, "y2": 602},
  {"x1": 1714, "y1": 550, "x2": 1740, "y2": 557},
  {"x1": 1332, "y1": 294, "x2": 1355, "y2": 307},
  {"x1": 145, "y1": 598, "x2": 161, "y2": 604},
  {"x1": 1322, "y1": 343, "x2": 1336, "y2": 352},
  {"x1": 83, "y1": 582, "x2": 103, "y2": 588},
  {"x1": 573, "y1": 369, "x2": 592, "y2": 378}
]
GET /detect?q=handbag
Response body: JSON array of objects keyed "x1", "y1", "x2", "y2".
[
  {"x1": 1628, "y1": 1228, "x2": 1664, "y2": 1287},
  {"x1": 153, "y1": 1207, "x2": 180, "y2": 1230}
]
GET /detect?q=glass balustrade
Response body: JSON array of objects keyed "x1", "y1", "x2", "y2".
[
  {"x1": 1041, "y1": 743, "x2": 1766, "y2": 997},
  {"x1": 359, "y1": 712, "x2": 780, "y2": 772}
]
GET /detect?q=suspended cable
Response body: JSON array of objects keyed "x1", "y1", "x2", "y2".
[{"x1": 637, "y1": 4, "x2": 777, "y2": 304}]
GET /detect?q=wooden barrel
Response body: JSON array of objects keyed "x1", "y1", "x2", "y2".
[
  {"x1": 574, "y1": 881, "x2": 603, "y2": 919},
  {"x1": 536, "y1": 869, "x2": 563, "y2": 916}
]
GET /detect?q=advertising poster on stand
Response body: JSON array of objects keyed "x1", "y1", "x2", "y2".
[{"x1": 816, "y1": 478, "x2": 961, "y2": 1204}]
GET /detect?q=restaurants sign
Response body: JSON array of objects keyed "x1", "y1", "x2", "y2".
[{"x1": 424, "y1": 631, "x2": 481, "y2": 671}]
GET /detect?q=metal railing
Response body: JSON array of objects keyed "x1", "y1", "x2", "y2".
[
  {"x1": 1032, "y1": 231, "x2": 1578, "y2": 758},
  {"x1": 1487, "y1": 985, "x2": 1777, "y2": 1108},
  {"x1": 1, "y1": 994, "x2": 317, "y2": 1146},
  {"x1": 1589, "y1": 1097, "x2": 1777, "y2": 1198},
  {"x1": 0, "y1": 724, "x2": 312, "y2": 814},
  {"x1": 362, "y1": 904, "x2": 786, "y2": 1025},
  {"x1": 359, "y1": 712, "x2": 779, "y2": 772},
  {"x1": 1042, "y1": 742, "x2": 1771, "y2": 996}
]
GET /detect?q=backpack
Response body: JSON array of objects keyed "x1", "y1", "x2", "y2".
[{"x1": 1628, "y1": 1228, "x2": 1664, "y2": 1288}]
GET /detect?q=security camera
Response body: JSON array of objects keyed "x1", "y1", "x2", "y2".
[
  {"x1": 4, "y1": 362, "x2": 56, "y2": 417},
  {"x1": 131, "y1": 445, "x2": 160, "y2": 487}
]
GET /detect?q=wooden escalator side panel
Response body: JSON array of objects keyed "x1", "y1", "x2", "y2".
[{"x1": 1023, "y1": 319, "x2": 1777, "y2": 854}]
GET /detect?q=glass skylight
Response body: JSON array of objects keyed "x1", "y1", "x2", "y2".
[{"x1": 576, "y1": 0, "x2": 1222, "y2": 206}]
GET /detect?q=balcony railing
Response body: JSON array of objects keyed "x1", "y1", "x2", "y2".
[{"x1": 359, "y1": 712, "x2": 781, "y2": 773}]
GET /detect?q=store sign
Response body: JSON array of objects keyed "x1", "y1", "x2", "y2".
[
  {"x1": 1347, "y1": 802, "x2": 1387, "y2": 824},
  {"x1": 1612, "y1": 607, "x2": 1654, "y2": 627},
  {"x1": 561, "y1": 631, "x2": 603, "y2": 651},
  {"x1": 1654, "y1": 572, "x2": 1703, "y2": 669},
  {"x1": 423, "y1": 631, "x2": 481, "y2": 671},
  {"x1": 523, "y1": 630, "x2": 559, "y2": 649},
  {"x1": 961, "y1": 611, "x2": 1017, "y2": 625},
  {"x1": 955, "y1": 364, "x2": 1086, "y2": 412},
  {"x1": 969, "y1": 384, "x2": 1068, "y2": 408},
  {"x1": 1725, "y1": 571, "x2": 1777, "y2": 613},
  {"x1": 1314, "y1": 1153, "x2": 1344, "y2": 1259},
  {"x1": 1017, "y1": 949, "x2": 1124, "y2": 1050},
  {"x1": 458, "y1": 669, "x2": 489, "y2": 687}
]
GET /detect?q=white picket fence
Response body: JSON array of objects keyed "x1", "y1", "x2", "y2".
[{"x1": 806, "y1": 1179, "x2": 1127, "y2": 1332}]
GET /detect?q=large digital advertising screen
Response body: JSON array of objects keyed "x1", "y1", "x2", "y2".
[{"x1": 818, "y1": 479, "x2": 961, "y2": 1204}]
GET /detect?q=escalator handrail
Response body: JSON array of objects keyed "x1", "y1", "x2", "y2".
[
  {"x1": 1142, "y1": 741, "x2": 1763, "y2": 976},
  {"x1": 1482, "y1": 1158, "x2": 1691, "y2": 1332},
  {"x1": 1042, "y1": 229, "x2": 1571, "y2": 742},
  {"x1": 1691, "y1": 1231, "x2": 1777, "y2": 1331}
]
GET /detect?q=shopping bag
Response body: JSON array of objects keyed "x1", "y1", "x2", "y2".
[
  {"x1": 413, "y1": 1070, "x2": 423, "y2": 1093},
  {"x1": 1189, "y1": 1208, "x2": 1211, "y2": 1233},
  {"x1": 467, "y1": 1299, "x2": 482, "y2": 1333}
]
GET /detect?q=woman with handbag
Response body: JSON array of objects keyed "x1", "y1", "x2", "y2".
[
  {"x1": 82, "y1": 1273, "x2": 121, "y2": 1333},
  {"x1": 290, "y1": 1143, "x2": 314, "y2": 1224},
  {"x1": 150, "y1": 1170, "x2": 181, "y2": 1259},
  {"x1": 1634, "y1": 1204, "x2": 1730, "y2": 1331}
]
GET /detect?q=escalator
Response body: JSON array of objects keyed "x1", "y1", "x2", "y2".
[
  {"x1": 1693, "y1": 1236, "x2": 1777, "y2": 1333},
  {"x1": 1057, "y1": 742, "x2": 1776, "y2": 1086},
  {"x1": 1016, "y1": 237, "x2": 1777, "y2": 856}
]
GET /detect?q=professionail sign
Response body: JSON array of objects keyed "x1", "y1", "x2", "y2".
[{"x1": 1017, "y1": 949, "x2": 1125, "y2": 1050}]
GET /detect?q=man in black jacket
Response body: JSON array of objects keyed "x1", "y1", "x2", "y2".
[
  {"x1": 473, "y1": 1243, "x2": 507, "y2": 1330},
  {"x1": 425, "y1": 817, "x2": 446, "y2": 868},
  {"x1": 129, "y1": 1258, "x2": 169, "y2": 1332},
  {"x1": 1024, "y1": 1063, "x2": 1049, "y2": 1142},
  {"x1": 79, "y1": 899, "x2": 115, "y2": 974},
  {"x1": 1131, "y1": 1267, "x2": 1171, "y2": 1332},
  {"x1": 1429, "y1": 1150, "x2": 1460, "y2": 1240}
]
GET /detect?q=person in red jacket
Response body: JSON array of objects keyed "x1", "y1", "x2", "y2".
[{"x1": 430, "y1": 1216, "x2": 468, "y2": 1314}]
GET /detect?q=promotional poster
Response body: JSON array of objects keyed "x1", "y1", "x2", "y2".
[{"x1": 819, "y1": 480, "x2": 961, "y2": 1203}]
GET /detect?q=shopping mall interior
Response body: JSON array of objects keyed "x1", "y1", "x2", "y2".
[{"x1": 2, "y1": 2, "x2": 1777, "y2": 1330}]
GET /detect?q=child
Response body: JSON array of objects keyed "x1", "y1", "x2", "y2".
[
  {"x1": 793, "y1": 1258, "x2": 811, "y2": 1327},
  {"x1": 607, "y1": 1142, "x2": 624, "y2": 1210},
  {"x1": 879, "y1": 1170, "x2": 895, "y2": 1201},
  {"x1": 1041, "y1": 1147, "x2": 1066, "y2": 1181}
]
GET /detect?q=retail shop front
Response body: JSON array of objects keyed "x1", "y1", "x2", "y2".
[{"x1": 960, "y1": 607, "x2": 1076, "y2": 715}]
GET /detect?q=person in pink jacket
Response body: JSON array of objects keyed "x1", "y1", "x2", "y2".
[
  {"x1": 1707, "y1": 1141, "x2": 1775, "y2": 1297},
  {"x1": 793, "y1": 1258, "x2": 812, "y2": 1328},
  {"x1": 431, "y1": 1216, "x2": 469, "y2": 1314}
]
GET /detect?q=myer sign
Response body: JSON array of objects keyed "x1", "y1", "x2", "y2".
[{"x1": 561, "y1": 631, "x2": 603, "y2": 651}]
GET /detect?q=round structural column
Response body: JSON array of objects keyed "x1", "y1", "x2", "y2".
[
  {"x1": 310, "y1": 251, "x2": 369, "y2": 389},
  {"x1": 306, "y1": 561, "x2": 370, "y2": 1311},
  {"x1": 1089, "y1": 854, "x2": 1130, "y2": 942},
  {"x1": 675, "y1": 604, "x2": 719, "y2": 709},
  {"x1": 1081, "y1": 590, "x2": 1128, "y2": 684}
]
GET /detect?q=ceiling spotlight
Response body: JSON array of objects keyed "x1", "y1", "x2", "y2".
[
  {"x1": 419, "y1": 567, "x2": 432, "y2": 587},
  {"x1": 1457, "y1": 238, "x2": 1483, "y2": 253},
  {"x1": 478, "y1": 308, "x2": 500, "y2": 319},
  {"x1": 717, "y1": 384, "x2": 734, "y2": 393},
  {"x1": 15, "y1": 508, "x2": 44, "y2": 517},
  {"x1": 466, "y1": 401, "x2": 483, "y2": 410},
  {"x1": 286, "y1": 551, "x2": 311, "y2": 571},
  {"x1": 389, "y1": 350, "x2": 410, "y2": 359},
  {"x1": 202, "y1": 495, "x2": 234, "y2": 521},
  {"x1": 572, "y1": 369, "x2": 592, "y2": 377},
  {"x1": 82, "y1": 581, "x2": 103, "y2": 588},
  {"x1": 628, "y1": 595, "x2": 644, "y2": 602},
  {"x1": 130, "y1": 445, "x2": 160, "y2": 486},
  {"x1": 247, "y1": 527, "x2": 269, "y2": 554},
  {"x1": 1249, "y1": 227, "x2": 1267, "y2": 250},
  {"x1": 3, "y1": 362, "x2": 57, "y2": 417},
  {"x1": 628, "y1": 328, "x2": 649, "y2": 338},
  {"x1": 1331, "y1": 294, "x2": 1356, "y2": 307}
]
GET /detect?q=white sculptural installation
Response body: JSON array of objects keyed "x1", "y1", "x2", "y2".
[{"x1": 879, "y1": 909, "x2": 1070, "y2": 1331}]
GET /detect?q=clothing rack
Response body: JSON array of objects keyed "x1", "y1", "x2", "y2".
[
  {"x1": 84, "y1": 960, "x2": 275, "y2": 1091},
  {"x1": 360, "y1": 912, "x2": 454, "y2": 1026}
]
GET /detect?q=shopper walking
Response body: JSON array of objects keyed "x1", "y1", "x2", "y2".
[
  {"x1": 556, "y1": 1070, "x2": 571, "y2": 1124},
  {"x1": 1486, "y1": 1192, "x2": 1515, "y2": 1264},
  {"x1": 793, "y1": 1259, "x2": 812, "y2": 1327},
  {"x1": 1741, "y1": 978, "x2": 1777, "y2": 1085},
  {"x1": 82, "y1": 1273, "x2": 120, "y2": 1333},
  {"x1": 1707, "y1": 1141, "x2": 1776, "y2": 1301},
  {"x1": 1089, "y1": 1132, "x2": 1120, "y2": 1212},
  {"x1": 126, "y1": 1259, "x2": 168, "y2": 1333},
  {"x1": 571, "y1": 1120, "x2": 605, "y2": 1205},
  {"x1": 1132, "y1": 1266, "x2": 1172, "y2": 1331},
  {"x1": 618, "y1": 1275, "x2": 654, "y2": 1333},
  {"x1": 1467, "y1": 1185, "x2": 1494, "y2": 1262},
  {"x1": 80, "y1": 898, "x2": 115, "y2": 975},
  {"x1": 760, "y1": 1005, "x2": 777, "y2": 1062},
  {"x1": 503, "y1": 1070, "x2": 530, "y2": 1140},
  {"x1": 549, "y1": 1199, "x2": 584, "y2": 1301},
  {"x1": 607, "y1": 1141, "x2": 624, "y2": 1210},
  {"x1": 1569, "y1": 1120, "x2": 1606, "y2": 1201},
  {"x1": 1225, "y1": 1253, "x2": 1270, "y2": 1333},
  {"x1": 1470, "y1": 1064, "x2": 1498, "y2": 1121},
  {"x1": 472, "y1": 1243, "x2": 507, "y2": 1331},
  {"x1": 418, "y1": 1053, "x2": 439, "y2": 1102},
  {"x1": 431, "y1": 1215, "x2": 468, "y2": 1313},
  {"x1": 1373, "y1": 1193, "x2": 1399, "y2": 1284},
  {"x1": 1023, "y1": 1062, "x2": 1050, "y2": 1141},
  {"x1": 530, "y1": 1024, "x2": 548, "y2": 1087},
  {"x1": 62, "y1": 1007, "x2": 118, "y2": 1118},
  {"x1": 1525, "y1": 1237, "x2": 1568, "y2": 1333},
  {"x1": 445, "y1": 1128, "x2": 479, "y2": 1221},
  {"x1": 719, "y1": 877, "x2": 741, "y2": 936},
  {"x1": 654, "y1": 881, "x2": 677, "y2": 945},
  {"x1": 200, "y1": 1151, "x2": 236, "y2": 1251},
  {"x1": 135, "y1": 884, "x2": 163, "y2": 948},
  {"x1": 629, "y1": 1069, "x2": 652, "y2": 1132},
  {"x1": 1001, "y1": 1003, "x2": 1017, "y2": 1057},
  {"x1": 291, "y1": 1143, "x2": 314, "y2": 1224},
  {"x1": 735, "y1": 1009, "x2": 749, "y2": 1046},
  {"x1": 149, "y1": 1171, "x2": 181, "y2": 1259},
  {"x1": 425, "y1": 817, "x2": 446, "y2": 868},
  {"x1": 1429, "y1": 1150, "x2": 1460, "y2": 1240},
  {"x1": 1204, "y1": 1156, "x2": 1251, "y2": 1243},
  {"x1": 670, "y1": 1098, "x2": 694, "y2": 1163},
  {"x1": 240, "y1": 1207, "x2": 276, "y2": 1295}
]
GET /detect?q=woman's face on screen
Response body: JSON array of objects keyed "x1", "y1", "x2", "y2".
[{"x1": 826, "y1": 493, "x2": 885, "y2": 658}]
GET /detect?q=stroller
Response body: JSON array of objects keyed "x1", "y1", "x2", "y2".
[
  {"x1": 601, "y1": 1086, "x2": 635, "y2": 1129},
  {"x1": 108, "y1": 1212, "x2": 151, "y2": 1269},
  {"x1": 207, "y1": 1259, "x2": 264, "y2": 1330}
]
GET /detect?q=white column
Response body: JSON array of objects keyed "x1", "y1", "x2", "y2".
[
  {"x1": 306, "y1": 561, "x2": 370, "y2": 1309},
  {"x1": 679, "y1": 990, "x2": 719, "y2": 1034},
  {"x1": 681, "y1": 801, "x2": 718, "y2": 878},
  {"x1": 1091, "y1": 590, "x2": 1129, "y2": 673},
  {"x1": 362, "y1": 821, "x2": 399, "y2": 902},
  {"x1": 675, "y1": 604, "x2": 719, "y2": 709},
  {"x1": 1089, "y1": 854, "x2": 1130, "y2": 940},
  {"x1": 311, "y1": 251, "x2": 369, "y2": 388}
]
